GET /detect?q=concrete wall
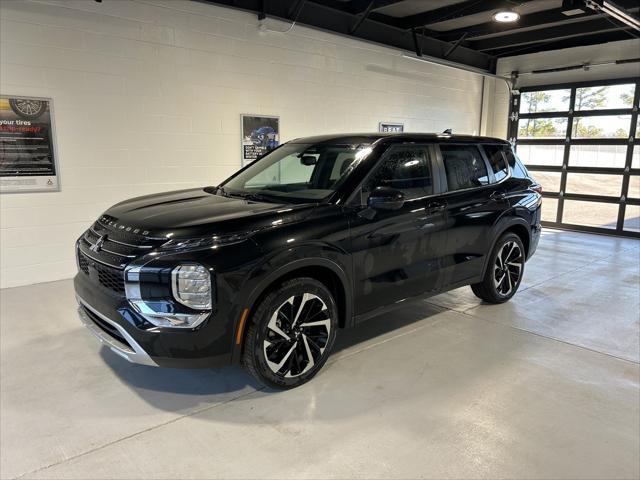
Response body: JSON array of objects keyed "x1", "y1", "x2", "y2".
[
  {"x1": 0, "y1": 0, "x2": 487, "y2": 288},
  {"x1": 488, "y1": 38, "x2": 640, "y2": 139}
]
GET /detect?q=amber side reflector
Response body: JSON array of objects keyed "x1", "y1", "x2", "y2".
[{"x1": 235, "y1": 308, "x2": 250, "y2": 345}]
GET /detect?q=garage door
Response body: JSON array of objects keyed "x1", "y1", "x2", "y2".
[{"x1": 508, "y1": 78, "x2": 639, "y2": 238}]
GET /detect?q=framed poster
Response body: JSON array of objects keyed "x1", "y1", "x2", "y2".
[
  {"x1": 0, "y1": 95, "x2": 60, "y2": 193},
  {"x1": 241, "y1": 114, "x2": 280, "y2": 166},
  {"x1": 379, "y1": 122, "x2": 404, "y2": 133}
]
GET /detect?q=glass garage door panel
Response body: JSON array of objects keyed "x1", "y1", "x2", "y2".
[
  {"x1": 571, "y1": 115, "x2": 631, "y2": 139},
  {"x1": 520, "y1": 89, "x2": 571, "y2": 113},
  {"x1": 632, "y1": 147, "x2": 639, "y2": 169},
  {"x1": 565, "y1": 173, "x2": 623, "y2": 197},
  {"x1": 628, "y1": 175, "x2": 640, "y2": 200},
  {"x1": 575, "y1": 84, "x2": 635, "y2": 110},
  {"x1": 624, "y1": 205, "x2": 640, "y2": 232},
  {"x1": 517, "y1": 144, "x2": 564, "y2": 166},
  {"x1": 533, "y1": 171, "x2": 562, "y2": 193},
  {"x1": 569, "y1": 144, "x2": 628, "y2": 169},
  {"x1": 562, "y1": 200, "x2": 619, "y2": 229},
  {"x1": 518, "y1": 118, "x2": 567, "y2": 139},
  {"x1": 541, "y1": 198, "x2": 558, "y2": 223}
]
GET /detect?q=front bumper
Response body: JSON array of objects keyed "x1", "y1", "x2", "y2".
[
  {"x1": 74, "y1": 272, "x2": 235, "y2": 368},
  {"x1": 77, "y1": 294, "x2": 157, "y2": 366}
]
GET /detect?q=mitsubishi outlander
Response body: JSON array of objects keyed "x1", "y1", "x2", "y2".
[{"x1": 75, "y1": 133, "x2": 541, "y2": 389}]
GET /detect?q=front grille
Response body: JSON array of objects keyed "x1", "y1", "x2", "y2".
[
  {"x1": 77, "y1": 249, "x2": 126, "y2": 294},
  {"x1": 78, "y1": 216, "x2": 164, "y2": 270}
]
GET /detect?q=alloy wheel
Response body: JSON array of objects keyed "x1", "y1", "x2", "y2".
[
  {"x1": 263, "y1": 293, "x2": 331, "y2": 378},
  {"x1": 493, "y1": 241, "x2": 523, "y2": 296}
]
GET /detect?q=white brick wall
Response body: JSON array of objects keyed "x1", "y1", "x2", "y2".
[{"x1": 0, "y1": 0, "x2": 485, "y2": 288}]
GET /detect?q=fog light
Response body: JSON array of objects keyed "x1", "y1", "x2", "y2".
[{"x1": 171, "y1": 264, "x2": 212, "y2": 310}]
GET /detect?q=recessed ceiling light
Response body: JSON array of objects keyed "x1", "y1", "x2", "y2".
[{"x1": 493, "y1": 9, "x2": 520, "y2": 22}]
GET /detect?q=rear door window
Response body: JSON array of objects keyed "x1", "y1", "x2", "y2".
[{"x1": 439, "y1": 144, "x2": 489, "y2": 191}]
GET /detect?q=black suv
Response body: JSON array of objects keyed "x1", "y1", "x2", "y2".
[{"x1": 75, "y1": 133, "x2": 541, "y2": 388}]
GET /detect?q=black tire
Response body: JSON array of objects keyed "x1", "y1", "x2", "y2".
[
  {"x1": 9, "y1": 99, "x2": 47, "y2": 120},
  {"x1": 471, "y1": 233, "x2": 525, "y2": 304},
  {"x1": 242, "y1": 278, "x2": 338, "y2": 389}
]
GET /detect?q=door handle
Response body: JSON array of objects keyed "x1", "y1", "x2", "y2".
[
  {"x1": 490, "y1": 191, "x2": 507, "y2": 201},
  {"x1": 425, "y1": 201, "x2": 446, "y2": 214}
]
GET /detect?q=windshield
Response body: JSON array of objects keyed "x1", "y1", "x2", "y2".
[{"x1": 221, "y1": 142, "x2": 373, "y2": 203}]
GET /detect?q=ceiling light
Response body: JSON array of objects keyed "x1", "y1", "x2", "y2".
[{"x1": 493, "y1": 9, "x2": 520, "y2": 23}]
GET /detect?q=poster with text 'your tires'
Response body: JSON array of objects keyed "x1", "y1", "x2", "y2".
[
  {"x1": 0, "y1": 95, "x2": 59, "y2": 193},
  {"x1": 241, "y1": 114, "x2": 280, "y2": 166}
]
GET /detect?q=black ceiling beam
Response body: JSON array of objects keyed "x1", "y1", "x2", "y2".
[
  {"x1": 396, "y1": 0, "x2": 535, "y2": 30},
  {"x1": 470, "y1": 15, "x2": 636, "y2": 52},
  {"x1": 350, "y1": 0, "x2": 376, "y2": 34},
  {"x1": 432, "y1": 8, "x2": 597, "y2": 42},
  {"x1": 431, "y1": 0, "x2": 640, "y2": 42},
  {"x1": 351, "y1": 0, "x2": 404, "y2": 14},
  {"x1": 201, "y1": 0, "x2": 495, "y2": 71},
  {"x1": 493, "y1": 30, "x2": 639, "y2": 57}
]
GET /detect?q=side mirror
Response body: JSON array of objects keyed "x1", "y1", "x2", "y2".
[
  {"x1": 368, "y1": 187, "x2": 405, "y2": 211},
  {"x1": 300, "y1": 155, "x2": 317, "y2": 166}
]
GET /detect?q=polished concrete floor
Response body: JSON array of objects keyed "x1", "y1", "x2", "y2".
[{"x1": 1, "y1": 229, "x2": 639, "y2": 479}]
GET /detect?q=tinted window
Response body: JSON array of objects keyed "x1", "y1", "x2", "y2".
[
  {"x1": 483, "y1": 144, "x2": 509, "y2": 182},
  {"x1": 365, "y1": 146, "x2": 432, "y2": 200},
  {"x1": 504, "y1": 148, "x2": 529, "y2": 179},
  {"x1": 440, "y1": 145, "x2": 489, "y2": 191}
]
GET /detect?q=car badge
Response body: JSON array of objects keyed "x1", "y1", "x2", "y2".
[{"x1": 90, "y1": 235, "x2": 107, "y2": 253}]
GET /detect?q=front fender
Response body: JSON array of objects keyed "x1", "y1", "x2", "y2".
[{"x1": 229, "y1": 242, "x2": 353, "y2": 363}]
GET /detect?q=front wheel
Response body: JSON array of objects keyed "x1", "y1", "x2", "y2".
[
  {"x1": 242, "y1": 278, "x2": 338, "y2": 389},
  {"x1": 471, "y1": 233, "x2": 525, "y2": 304}
]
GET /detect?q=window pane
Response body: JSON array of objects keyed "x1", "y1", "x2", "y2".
[
  {"x1": 518, "y1": 118, "x2": 567, "y2": 139},
  {"x1": 632, "y1": 146, "x2": 639, "y2": 169},
  {"x1": 366, "y1": 146, "x2": 432, "y2": 199},
  {"x1": 532, "y1": 171, "x2": 562, "y2": 193},
  {"x1": 569, "y1": 144, "x2": 628, "y2": 168},
  {"x1": 575, "y1": 84, "x2": 635, "y2": 111},
  {"x1": 519, "y1": 89, "x2": 570, "y2": 113},
  {"x1": 565, "y1": 173, "x2": 622, "y2": 197},
  {"x1": 562, "y1": 200, "x2": 619, "y2": 229},
  {"x1": 482, "y1": 145, "x2": 509, "y2": 182},
  {"x1": 516, "y1": 144, "x2": 564, "y2": 166},
  {"x1": 541, "y1": 198, "x2": 558, "y2": 223},
  {"x1": 628, "y1": 175, "x2": 639, "y2": 199},
  {"x1": 572, "y1": 115, "x2": 631, "y2": 139},
  {"x1": 440, "y1": 145, "x2": 489, "y2": 191},
  {"x1": 623, "y1": 205, "x2": 640, "y2": 232}
]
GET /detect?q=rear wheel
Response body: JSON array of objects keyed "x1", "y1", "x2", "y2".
[
  {"x1": 471, "y1": 233, "x2": 525, "y2": 304},
  {"x1": 242, "y1": 278, "x2": 338, "y2": 389}
]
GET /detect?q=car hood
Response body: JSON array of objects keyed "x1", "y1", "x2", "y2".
[{"x1": 103, "y1": 188, "x2": 316, "y2": 238}]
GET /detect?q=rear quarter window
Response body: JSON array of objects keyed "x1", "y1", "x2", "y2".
[{"x1": 504, "y1": 147, "x2": 530, "y2": 179}]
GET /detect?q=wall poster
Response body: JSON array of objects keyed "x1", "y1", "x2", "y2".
[
  {"x1": 379, "y1": 122, "x2": 404, "y2": 133},
  {"x1": 241, "y1": 114, "x2": 280, "y2": 166},
  {"x1": 0, "y1": 95, "x2": 60, "y2": 193}
]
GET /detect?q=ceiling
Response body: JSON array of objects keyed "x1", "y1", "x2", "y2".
[{"x1": 200, "y1": 0, "x2": 640, "y2": 73}]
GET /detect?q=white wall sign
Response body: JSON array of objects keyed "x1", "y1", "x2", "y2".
[{"x1": 379, "y1": 122, "x2": 404, "y2": 133}]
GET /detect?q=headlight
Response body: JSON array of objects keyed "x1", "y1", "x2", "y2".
[
  {"x1": 171, "y1": 264, "x2": 212, "y2": 310},
  {"x1": 159, "y1": 233, "x2": 250, "y2": 252}
]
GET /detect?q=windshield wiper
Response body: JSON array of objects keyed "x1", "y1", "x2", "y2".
[{"x1": 220, "y1": 189, "x2": 277, "y2": 203}]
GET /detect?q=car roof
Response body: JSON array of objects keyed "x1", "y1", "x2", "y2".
[{"x1": 288, "y1": 133, "x2": 510, "y2": 145}]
